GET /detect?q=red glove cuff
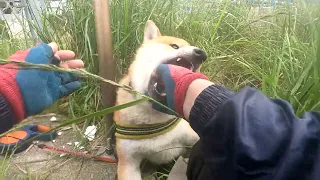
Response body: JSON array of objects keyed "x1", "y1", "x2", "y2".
[
  {"x1": 0, "y1": 50, "x2": 29, "y2": 122},
  {"x1": 0, "y1": 67, "x2": 25, "y2": 122},
  {"x1": 174, "y1": 73, "x2": 209, "y2": 116}
]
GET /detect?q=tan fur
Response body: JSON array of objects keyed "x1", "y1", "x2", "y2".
[{"x1": 114, "y1": 20, "x2": 201, "y2": 180}]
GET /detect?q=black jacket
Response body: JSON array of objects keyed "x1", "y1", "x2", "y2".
[{"x1": 188, "y1": 85, "x2": 320, "y2": 180}]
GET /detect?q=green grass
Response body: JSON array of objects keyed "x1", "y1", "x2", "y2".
[
  {"x1": 0, "y1": 0, "x2": 320, "y2": 178},
  {"x1": 2, "y1": 0, "x2": 319, "y2": 117}
]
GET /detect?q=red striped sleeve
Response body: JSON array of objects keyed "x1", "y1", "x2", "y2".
[
  {"x1": 0, "y1": 49, "x2": 30, "y2": 122},
  {"x1": 0, "y1": 66, "x2": 25, "y2": 122}
]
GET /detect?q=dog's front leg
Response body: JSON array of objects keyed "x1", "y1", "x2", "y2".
[{"x1": 117, "y1": 154, "x2": 142, "y2": 180}]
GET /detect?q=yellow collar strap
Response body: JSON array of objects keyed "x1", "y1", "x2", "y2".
[{"x1": 115, "y1": 118, "x2": 182, "y2": 140}]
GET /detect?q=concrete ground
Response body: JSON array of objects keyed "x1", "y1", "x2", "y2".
[
  {"x1": 167, "y1": 157, "x2": 188, "y2": 180},
  {"x1": 0, "y1": 114, "x2": 118, "y2": 180}
]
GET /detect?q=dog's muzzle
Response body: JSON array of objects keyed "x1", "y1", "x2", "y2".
[{"x1": 148, "y1": 47, "x2": 207, "y2": 100}]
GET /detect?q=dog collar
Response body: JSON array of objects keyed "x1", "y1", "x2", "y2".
[{"x1": 115, "y1": 117, "x2": 181, "y2": 140}]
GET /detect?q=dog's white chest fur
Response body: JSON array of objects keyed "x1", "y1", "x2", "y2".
[
  {"x1": 115, "y1": 77, "x2": 199, "y2": 180},
  {"x1": 117, "y1": 120, "x2": 199, "y2": 165},
  {"x1": 114, "y1": 20, "x2": 202, "y2": 180}
]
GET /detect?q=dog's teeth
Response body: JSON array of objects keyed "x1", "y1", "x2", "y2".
[
  {"x1": 177, "y1": 58, "x2": 182, "y2": 62},
  {"x1": 190, "y1": 62, "x2": 195, "y2": 71}
]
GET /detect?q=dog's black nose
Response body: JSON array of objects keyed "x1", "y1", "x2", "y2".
[{"x1": 193, "y1": 48, "x2": 207, "y2": 62}]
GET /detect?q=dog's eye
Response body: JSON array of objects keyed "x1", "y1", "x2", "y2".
[{"x1": 170, "y1": 44, "x2": 179, "y2": 49}]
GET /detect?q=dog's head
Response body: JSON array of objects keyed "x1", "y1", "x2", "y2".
[{"x1": 129, "y1": 20, "x2": 207, "y2": 94}]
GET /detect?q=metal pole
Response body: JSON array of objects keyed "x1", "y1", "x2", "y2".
[
  {"x1": 93, "y1": 0, "x2": 116, "y2": 154},
  {"x1": 27, "y1": 0, "x2": 44, "y2": 34},
  {"x1": 21, "y1": 0, "x2": 37, "y2": 43}
]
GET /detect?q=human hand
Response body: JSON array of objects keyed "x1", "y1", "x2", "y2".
[
  {"x1": 147, "y1": 64, "x2": 208, "y2": 117},
  {"x1": 0, "y1": 42, "x2": 84, "y2": 120}
]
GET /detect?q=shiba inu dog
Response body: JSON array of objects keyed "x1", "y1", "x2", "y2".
[{"x1": 114, "y1": 20, "x2": 207, "y2": 180}]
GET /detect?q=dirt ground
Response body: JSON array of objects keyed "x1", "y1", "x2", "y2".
[
  {"x1": 0, "y1": 114, "x2": 178, "y2": 180},
  {"x1": 0, "y1": 114, "x2": 118, "y2": 180}
]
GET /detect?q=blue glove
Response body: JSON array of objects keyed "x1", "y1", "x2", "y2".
[{"x1": 12, "y1": 43, "x2": 81, "y2": 116}]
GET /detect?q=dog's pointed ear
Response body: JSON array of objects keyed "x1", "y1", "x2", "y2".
[{"x1": 144, "y1": 20, "x2": 161, "y2": 42}]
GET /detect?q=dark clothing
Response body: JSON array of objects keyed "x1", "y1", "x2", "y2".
[
  {"x1": 187, "y1": 140, "x2": 214, "y2": 180},
  {"x1": 188, "y1": 85, "x2": 320, "y2": 180},
  {"x1": 0, "y1": 94, "x2": 15, "y2": 134}
]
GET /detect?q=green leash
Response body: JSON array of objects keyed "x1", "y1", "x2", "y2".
[{"x1": 115, "y1": 118, "x2": 182, "y2": 140}]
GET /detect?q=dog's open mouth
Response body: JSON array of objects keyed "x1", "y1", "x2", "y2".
[
  {"x1": 148, "y1": 47, "x2": 207, "y2": 102},
  {"x1": 164, "y1": 57, "x2": 195, "y2": 71},
  {"x1": 150, "y1": 57, "x2": 196, "y2": 98}
]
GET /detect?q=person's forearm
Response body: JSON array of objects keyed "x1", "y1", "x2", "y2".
[
  {"x1": 183, "y1": 79, "x2": 214, "y2": 120},
  {"x1": 185, "y1": 81, "x2": 233, "y2": 135},
  {"x1": 183, "y1": 79, "x2": 232, "y2": 122}
]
